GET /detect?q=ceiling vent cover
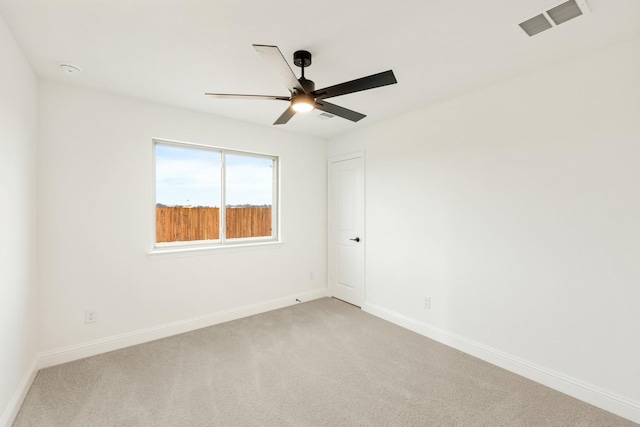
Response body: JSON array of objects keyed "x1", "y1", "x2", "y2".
[
  {"x1": 316, "y1": 112, "x2": 335, "y2": 120},
  {"x1": 547, "y1": 0, "x2": 583, "y2": 24},
  {"x1": 519, "y1": 14, "x2": 553, "y2": 37},
  {"x1": 518, "y1": 0, "x2": 590, "y2": 37}
]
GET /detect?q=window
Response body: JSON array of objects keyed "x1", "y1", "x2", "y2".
[{"x1": 153, "y1": 140, "x2": 278, "y2": 249}]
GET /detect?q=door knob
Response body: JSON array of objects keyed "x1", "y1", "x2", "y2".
[{"x1": 349, "y1": 237, "x2": 360, "y2": 242}]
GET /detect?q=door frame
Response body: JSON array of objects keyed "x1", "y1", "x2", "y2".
[{"x1": 327, "y1": 151, "x2": 366, "y2": 306}]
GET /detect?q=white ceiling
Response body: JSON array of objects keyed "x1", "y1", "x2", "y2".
[{"x1": 1, "y1": 0, "x2": 639, "y2": 138}]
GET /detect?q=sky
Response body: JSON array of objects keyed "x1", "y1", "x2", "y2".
[{"x1": 155, "y1": 144, "x2": 274, "y2": 207}]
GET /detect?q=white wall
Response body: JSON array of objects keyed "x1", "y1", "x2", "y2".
[
  {"x1": 0, "y1": 13, "x2": 38, "y2": 426},
  {"x1": 329, "y1": 37, "x2": 640, "y2": 420},
  {"x1": 37, "y1": 81, "x2": 327, "y2": 355}
]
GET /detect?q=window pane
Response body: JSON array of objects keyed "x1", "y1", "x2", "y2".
[
  {"x1": 225, "y1": 154, "x2": 274, "y2": 239},
  {"x1": 155, "y1": 144, "x2": 221, "y2": 243}
]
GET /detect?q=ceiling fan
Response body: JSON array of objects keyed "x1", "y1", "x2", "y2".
[{"x1": 205, "y1": 44, "x2": 397, "y2": 125}]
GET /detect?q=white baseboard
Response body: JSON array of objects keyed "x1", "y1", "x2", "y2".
[
  {"x1": 0, "y1": 357, "x2": 38, "y2": 427},
  {"x1": 38, "y1": 288, "x2": 329, "y2": 370},
  {"x1": 362, "y1": 301, "x2": 640, "y2": 424}
]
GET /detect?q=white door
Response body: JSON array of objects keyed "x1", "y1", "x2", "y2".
[{"x1": 328, "y1": 153, "x2": 364, "y2": 307}]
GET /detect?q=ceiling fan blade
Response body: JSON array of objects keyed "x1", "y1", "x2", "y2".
[
  {"x1": 273, "y1": 105, "x2": 297, "y2": 125},
  {"x1": 253, "y1": 44, "x2": 305, "y2": 94},
  {"x1": 205, "y1": 93, "x2": 290, "y2": 101},
  {"x1": 314, "y1": 100, "x2": 366, "y2": 122},
  {"x1": 311, "y1": 70, "x2": 397, "y2": 100}
]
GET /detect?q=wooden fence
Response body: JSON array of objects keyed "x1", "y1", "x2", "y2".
[{"x1": 156, "y1": 207, "x2": 272, "y2": 242}]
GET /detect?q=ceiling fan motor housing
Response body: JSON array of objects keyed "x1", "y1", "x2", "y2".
[{"x1": 298, "y1": 77, "x2": 315, "y2": 93}]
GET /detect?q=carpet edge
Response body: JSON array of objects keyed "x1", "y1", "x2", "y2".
[
  {"x1": 36, "y1": 288, "x2": 329, "y2": 370},
  {"x1": 0, "y1": 356, "x2": 38, "y2": 427},
  {"x1": 362, "y1": 301, "x2": 640, "y2": 424}
]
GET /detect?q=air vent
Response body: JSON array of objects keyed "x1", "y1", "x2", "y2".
[
  {"x1": 518, "y1": 0, "x2": 590, "y2": 37},
  {"x1": 519, "y1": 14, "x2": 553, "y2": 37},
  {"x1": 547, "y1": 0, "x2": 583, "y2": 25},
  {"x1": 316, "y1": 112, "x2": 335, "y2": 120}
]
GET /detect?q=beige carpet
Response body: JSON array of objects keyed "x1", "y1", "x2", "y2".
[{"x1": 14, "y1": 297, "x2": 636, "y2": 426}]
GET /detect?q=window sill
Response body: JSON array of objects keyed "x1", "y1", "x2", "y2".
[{"x1": 147, "y1": 240, "x2": 283, "y2": 259}]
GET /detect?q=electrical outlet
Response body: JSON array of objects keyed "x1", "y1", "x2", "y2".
[
  {"x1": 85, "y1": 309, "x2": 97, "y2": 323},
  {"x1": 423, "y1": 297, "x2": 431, "y2": 310},
  {"x1": 309, "y1": 272, "x2": 315, "y2": 280}
]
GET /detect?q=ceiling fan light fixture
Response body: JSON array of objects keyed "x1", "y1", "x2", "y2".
[
  {"x1": 206, "y1": 45, "x2": 397, "y2": 125},
  {"x1": 291, "y1": 95, "x2": 315, "y2": 113}
]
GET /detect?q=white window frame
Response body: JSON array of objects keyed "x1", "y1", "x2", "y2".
[{"x1": 150, "y1": 139, "x2": 280, "y2": 255}]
